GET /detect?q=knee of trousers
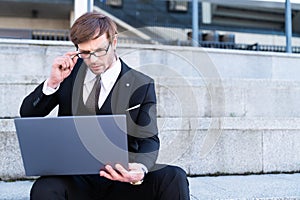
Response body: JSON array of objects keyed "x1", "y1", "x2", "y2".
[
  {"x1": 159, "y1": 165, "x2": 189, "y2": 184},
  {"x1": 30, "y1": 176, "x2": 68, "y2": 198},
  {"x1": 170, "y1": 166, "x2": 188, "y2": 182}
]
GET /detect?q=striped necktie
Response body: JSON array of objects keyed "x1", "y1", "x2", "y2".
[{"x1": 85, "y1": 75, "x2": 101, "y2": 113}]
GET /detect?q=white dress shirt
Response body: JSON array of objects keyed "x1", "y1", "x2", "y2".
[
  {"x1": 43, "y1": 59, "x2": 121, "y2": 109},
  {"x1": 83, "y1": 59, "x2": 121, "y2": 108}
]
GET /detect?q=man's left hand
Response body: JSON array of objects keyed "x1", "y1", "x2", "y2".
[{"x1": 99, "y1": 163, "x2": 146, "y2": 183}]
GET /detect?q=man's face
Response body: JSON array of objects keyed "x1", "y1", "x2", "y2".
[{"x1": 77, "y1": 33, "x2": 117, "y2": 75}]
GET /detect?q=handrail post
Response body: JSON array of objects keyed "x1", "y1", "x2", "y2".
[
  {"x1": 192, "y1": 0, "x2": 199, "y2": 47},
  {"x1": 285, "y1": 0, "x2": 292, "y2": 53}
]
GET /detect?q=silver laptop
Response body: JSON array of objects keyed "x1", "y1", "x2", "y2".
[{"x1": 14, "y1": 115, "x2": 128, "y2": 176}]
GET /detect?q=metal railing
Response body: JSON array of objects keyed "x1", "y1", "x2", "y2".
[
  {"x1": 1, "y1": 28, "x2": 299, "y2": 54},
  {"x1": 199, "y1": 41, "x2": 300, "y2": 53},
  {"x1": 118, "y1": 37, "x2": 300, "y2": 54},
  {"x1": 0, "y1": 28, "x2": 70, "y2": 41},
  {"x1": 32, "y1": 30, "x2": 70, "y2": 41}
]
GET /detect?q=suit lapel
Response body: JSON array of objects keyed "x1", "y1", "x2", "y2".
[
  {"x1": 71, "y1": 59, "x2": 87, "y2": 115},
  {"x1": 110, "y1": 60, "x2": 136, "y2": 115}
]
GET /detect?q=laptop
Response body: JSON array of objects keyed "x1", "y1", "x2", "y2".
[{"x1": 14, "y1": 115, "x2": 128, "y2": 176}]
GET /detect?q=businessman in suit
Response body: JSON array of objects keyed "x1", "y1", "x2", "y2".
[{"x1": 20, "y1": 12, "x2": 190, "y2": 200}]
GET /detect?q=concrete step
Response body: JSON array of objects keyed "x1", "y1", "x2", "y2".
[
  {"x1": 2, "y1": 118, "x2": 300, "y2": 179},
  {"x1": 1, "y1": 173, "x2": 300, "y2": 200},
  {"x1": 0, "y1": 180, "x2": 32, "y2": 200}
]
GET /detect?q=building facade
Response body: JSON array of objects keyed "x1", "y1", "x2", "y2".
[{"x1": 0, "y1": 0, "x2": 300, "y2": 50}]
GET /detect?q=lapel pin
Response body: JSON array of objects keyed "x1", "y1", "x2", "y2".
[{"x1": 126, "y1": 83, "x2": 130, "y2": 87}]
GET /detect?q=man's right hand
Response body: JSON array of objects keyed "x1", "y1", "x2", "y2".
[{"x1": 47, "y1": 51, "x2": 79, "y2": 89}]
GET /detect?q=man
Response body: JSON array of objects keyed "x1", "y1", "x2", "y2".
[{"x1": 20, "y1": 12, "x2": 190, "y2": 200}]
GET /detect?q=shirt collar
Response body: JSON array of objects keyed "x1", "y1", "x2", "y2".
[
  {"x1": 101, "y1": 58, "x2": 121, "y2": 90},
  {"x1": 84, "y1": 58, "x2": 121, "y2": 89}
]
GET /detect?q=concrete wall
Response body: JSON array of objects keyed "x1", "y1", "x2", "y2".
[
  {"x1": 0, "y1": 17, "x2": 70, "y2": 30},
  {"x1": 1, "y1": 39, "x2": 300, "y2": 180}
]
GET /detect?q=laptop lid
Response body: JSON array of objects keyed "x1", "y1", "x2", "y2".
[{"x1": 14, "y1": 115, "x2": 128, "y2": 176}]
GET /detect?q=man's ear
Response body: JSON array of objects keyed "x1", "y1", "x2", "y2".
[{"x1": 112, "y1": 34, "x2": 118, "y2": 50}]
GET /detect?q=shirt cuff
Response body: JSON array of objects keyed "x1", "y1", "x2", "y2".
[
  {"x1": 139, "y1": 163, "x2": 148, "y2": 174},
  {"x1": 42, "y1": 79, "x2": 60, "y2": 95}
]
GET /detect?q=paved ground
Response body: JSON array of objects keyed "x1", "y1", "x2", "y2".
[
  {"x1": 0, "y1": 173, "x2": 300, "y2": 200},
  {"x1": 189, "y1": 173, "x2": 300, "y2": 200}
]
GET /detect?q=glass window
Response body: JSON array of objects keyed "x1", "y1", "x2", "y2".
[
  {"x1": 167, "y1": 1, "x2": 188, "y2": 12},
  {"x1": 106, "y1": 0, "x2": 122, "y2": 7}
]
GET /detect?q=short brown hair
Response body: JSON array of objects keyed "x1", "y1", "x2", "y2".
[{"x1": 70, "y1": 12, "x2": 117, "y2": 48}]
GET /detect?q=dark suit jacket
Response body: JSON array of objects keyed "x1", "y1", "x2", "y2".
[{"x1": 20, "y1": 58, "x2": 159, "y2": 170}]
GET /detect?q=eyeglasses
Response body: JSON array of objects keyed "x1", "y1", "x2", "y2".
[{"x1": 77, "y1": 43, "x2": 111, "y2": 59}]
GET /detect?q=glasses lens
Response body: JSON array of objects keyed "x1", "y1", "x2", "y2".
[
  {"x1": 78, "y1": 44, "x2": 110, "y2": 59},
  {"x1": 94, "y1": 50, "x2": 107, "y2": 57}
]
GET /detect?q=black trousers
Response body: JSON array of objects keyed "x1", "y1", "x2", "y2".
[{"x1": 30, "y1": 164, "x2": 190, "y2": 200}]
